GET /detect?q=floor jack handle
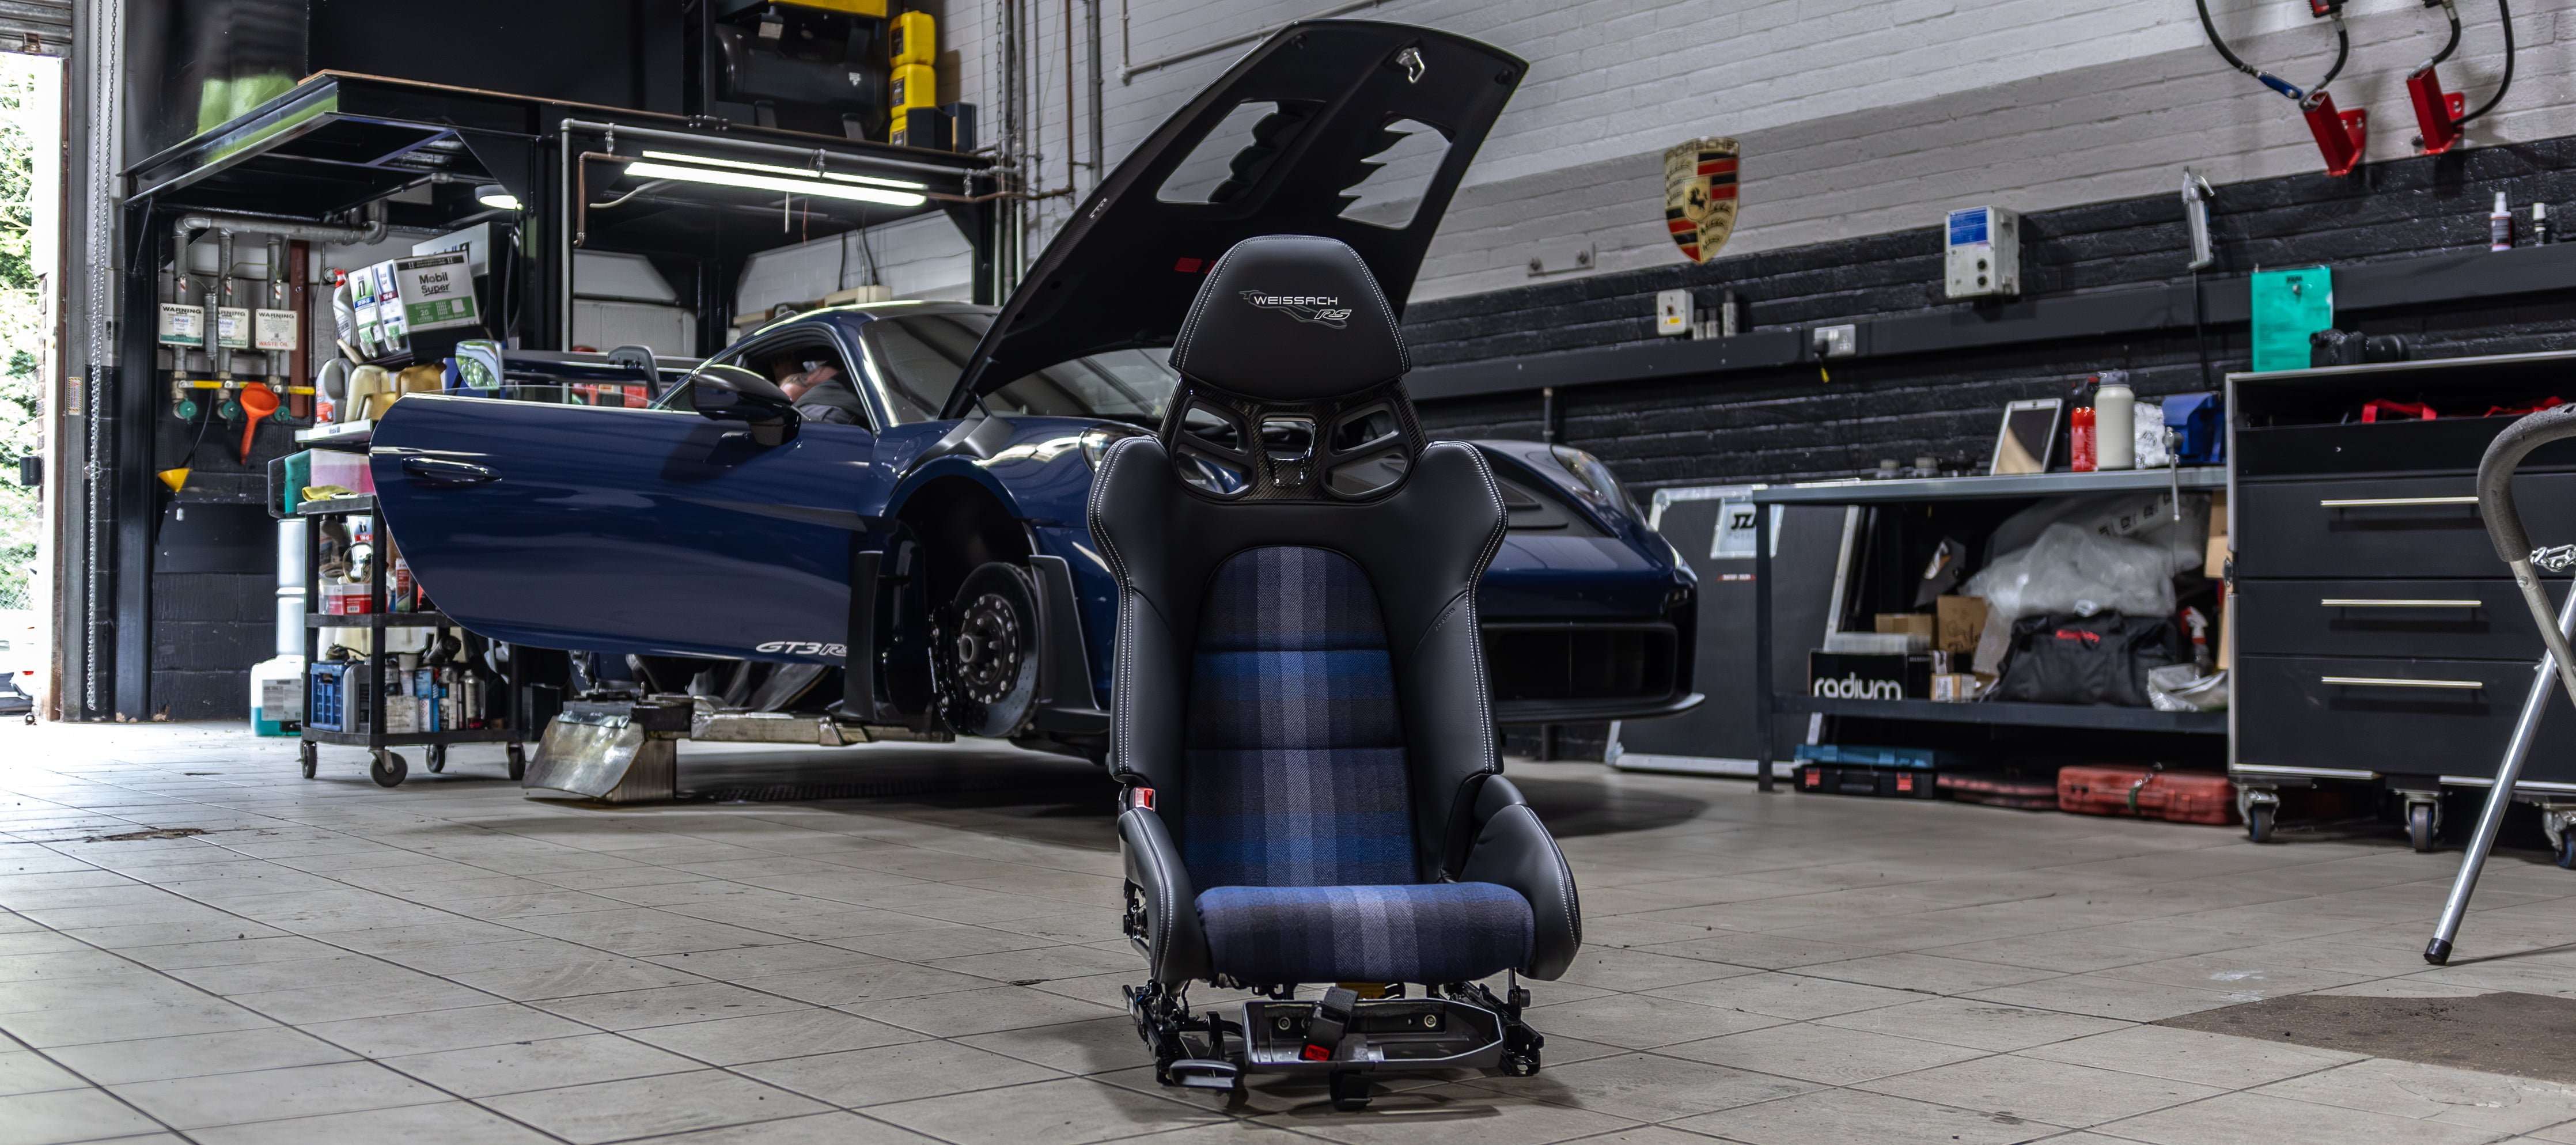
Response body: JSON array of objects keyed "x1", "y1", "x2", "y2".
[{"x1": 2428, "y1": 404, "x2": 2576, "y2": 964}]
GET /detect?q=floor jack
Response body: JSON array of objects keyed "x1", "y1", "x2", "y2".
[{"x1": 2428, "y1": 404, "x2": 2576, "y2": 964}]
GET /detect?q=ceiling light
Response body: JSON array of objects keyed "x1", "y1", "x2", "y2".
[
  {"x1": 620, "y1": 161, "x2": 929, "y2": 207},
  {"x1": 638, "y1": 150, "x2": 928, "y2": 191},
  {"x1": 474, "y1": 184, "x2": 521, "y2": 210}
]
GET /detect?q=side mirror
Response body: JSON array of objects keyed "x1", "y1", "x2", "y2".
[{"x1": 690, "y1": 364, "x2": 801, "y2": 446}]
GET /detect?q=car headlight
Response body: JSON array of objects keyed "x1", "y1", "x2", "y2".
[{"x1": 1550, "y1": 445, "x2": 1639, "y2": 521}]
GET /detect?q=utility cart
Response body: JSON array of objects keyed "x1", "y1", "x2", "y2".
[{"x1": 276, "y1": 424, "x2": 531, "y2": 787}]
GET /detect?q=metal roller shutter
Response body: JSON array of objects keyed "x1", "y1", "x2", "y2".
[{"x1": 0, "y1": 0, "x2": 68, "y2": 56}]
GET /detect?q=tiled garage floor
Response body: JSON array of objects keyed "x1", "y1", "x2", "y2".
[{"x1": 5, "y1": 723, "x2": 2576, "y2": 1144}]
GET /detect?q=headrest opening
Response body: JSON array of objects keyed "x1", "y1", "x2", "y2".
[
  {"x1": 1168, "y1": 234, "x2": 1410, "y2": 402},
  {"x1": 1162, "y1": 378, "x2": 1426, "y2": 504}
]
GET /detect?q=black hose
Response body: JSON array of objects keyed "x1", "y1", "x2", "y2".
[
  {"x1": 2194, "y1": 0, "x2": 2261, "y2": 79},
  {"x1": 2427, "y1": 1, "x2": 2465, "y2": 70},
  {"x1": 2458, "y1": 0, "x2": 2515, "y2": 127},
  {"x1": 2195, "y1": 0, "x2": 2336, "y2": 100},
  {"x1": 2318, "y1": 24, "x2": 2350, "y2": 92}
]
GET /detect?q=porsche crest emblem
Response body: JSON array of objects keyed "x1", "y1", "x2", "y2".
[{"x1": 1663, "y1": 138, "x2": 1740, "y2": 264}]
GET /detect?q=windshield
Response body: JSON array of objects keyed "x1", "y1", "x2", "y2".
[{"x1": 860, "y1": 310, "x2": 1179, "y2": 426}]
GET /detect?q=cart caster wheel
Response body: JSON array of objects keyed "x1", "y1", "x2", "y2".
[
  {"x1": 2558, "y1": 835, "x2": 2576, "y2": 870},
  {"x1": 2245, "y1": 804, "x2": 2275, "y2": 844},
  {"x1": 369, "y1": 750, "x2": 408, "y2": 788},
  {"x1": 1499, "y1": 1051, "x2": 1541, "y2": 1076},
  {"x1": 1327, "y1": 1071, "x2": 1371, "y2": 1112},
  {"x1": 2408, "y1": 803, "x2": 2439, "y2": 853},
  {"x1": 298, "y1": 741, "x2": 317, "y2": 779},
  {"x1": 425, "y1": 745, "x2": 446, "y2": 774},
  {"x1": 506, "y1": 743, "x2": 526, "y2": 782}
]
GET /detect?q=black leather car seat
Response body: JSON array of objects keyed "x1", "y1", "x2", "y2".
[{"x1": 1089, "y1": 233, "x2": 1580, "y2": 1094}]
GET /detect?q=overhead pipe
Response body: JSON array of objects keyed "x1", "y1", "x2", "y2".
[
  {"x1": 175, "y1": 200, "x2": 388, "y2": 249},
  {"x1": 215, "y1": 228, "x2": 234, "y2": 377}
]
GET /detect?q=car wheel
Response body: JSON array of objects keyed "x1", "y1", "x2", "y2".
[{"x1": 934, "y1": 562, "x2": 1041, "y2": 738}]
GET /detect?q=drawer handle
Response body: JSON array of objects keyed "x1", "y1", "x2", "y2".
[
  {"x1": 2320, "y1": 598, "x2": 2483, "y2": 608},
  {"x1": 2320, "y1": 675, "x2": 2485, "y2": 690},
  {"x1": 2317, "y1": 496, "x2": 2479, "y2": 507}
]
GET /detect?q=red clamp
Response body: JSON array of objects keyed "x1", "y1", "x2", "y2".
[
  {"x1": 2301, "y1": 91, "x2": 2366, "y2": 177},
  {"x1": 2408, "y1": 68, "x2": 2465, "y2": 155}
]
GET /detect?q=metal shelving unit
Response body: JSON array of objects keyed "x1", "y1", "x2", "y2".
[
  {"x1": 1748, "y1": 466, "x2": 2232, "y2": 791},
  {"x1": 291, "y1": 485, "x2": 526, "y2": 787}
]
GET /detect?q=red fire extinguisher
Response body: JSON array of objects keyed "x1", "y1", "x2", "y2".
[
  {"x1": 2195, "y1": 0, "x2": 2359, "y2": 176},
  {"x1": 2406, "y1": 0, "x2": 2514, "y2": 156}
]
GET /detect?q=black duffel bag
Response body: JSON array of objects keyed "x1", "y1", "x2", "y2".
[{"x1": 1984, "y1": 611, "x2": 2185, "y2": 707}]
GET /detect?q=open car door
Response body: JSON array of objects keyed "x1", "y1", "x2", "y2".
[
  {"x1": 367, "y1": 394, "x2": 882, "y2": 664},
  {"x1": 943, "y1": 21, "x2": 1525, "y2": 414}
]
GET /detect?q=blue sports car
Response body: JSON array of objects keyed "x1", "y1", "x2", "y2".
[{"x1": 370, "y1": 21, "x2": 1698, "y2": 763}]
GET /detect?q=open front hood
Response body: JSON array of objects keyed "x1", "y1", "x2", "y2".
[{"x1": 942, "y1": 21, "x2": 1524, "y2": 417}]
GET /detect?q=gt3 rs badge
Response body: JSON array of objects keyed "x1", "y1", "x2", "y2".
[
  {"x1": 755, "y1": 640, "x2": 847, "y2": 658},
  {"x1": 1663, "y1": 137, "x2": 1739, "y2": 264},
  {"x1": 1241, "y1": 291, "x2": 1353, "y2": 328}
]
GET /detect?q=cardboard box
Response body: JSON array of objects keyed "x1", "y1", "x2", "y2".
[
  {"x1": 1874, "y1": 613, "x2": 1935, "y2": 640},
  {"x1": 1936, "y1": 595, "x2": 1988, "y2": 654},
  {"x1": 1809, "y1": 652, "x2": 1931, "y2": 700}
]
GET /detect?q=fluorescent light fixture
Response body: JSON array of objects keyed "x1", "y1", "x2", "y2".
[
  {"x1": 474, "y1": 183, "x2": 521, "y2": 210},
  {"x1": 639, "y1": 150, "x2": 927, "y2": 191},
  {"x1": 621, "y1": 161, "x2": 930, "y2": 207}
]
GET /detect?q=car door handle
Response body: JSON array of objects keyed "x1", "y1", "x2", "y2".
[{"x1": 401, "y1": 457, "x2": 498, "y2": 486}]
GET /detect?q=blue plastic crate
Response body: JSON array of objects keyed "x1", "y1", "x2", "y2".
[{"x1": 1793, "y1": 743, "x2": 1961, "y2": 770}]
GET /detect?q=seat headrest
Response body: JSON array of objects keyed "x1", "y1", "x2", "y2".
[{"x1": 1168, "y1": 234, "x2": 1409, "y2": 401}]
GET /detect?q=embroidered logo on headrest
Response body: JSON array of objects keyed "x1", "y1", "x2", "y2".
[{"x1": 1240, "y1": 290, "x2": 1353, "y2": 328}]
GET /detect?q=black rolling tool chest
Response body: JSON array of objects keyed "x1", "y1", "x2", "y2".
[{"x1": 2230, "y1": 351, "x2": 2576, "y2": 845}]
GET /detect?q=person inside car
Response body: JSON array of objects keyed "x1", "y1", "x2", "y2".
[{"x1": 770, "y1": 357, "x2": 867, "y2": 425}]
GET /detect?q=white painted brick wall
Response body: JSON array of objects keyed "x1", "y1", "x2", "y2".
[{"x1": 760, "y1": 0, "x2": 2574, "y2": 312}]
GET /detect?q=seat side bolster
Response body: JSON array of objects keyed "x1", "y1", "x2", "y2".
[
  {"x1": 1457, "y1": 799, "x2": 1582, "y2": 981},
  {"x1": 1118, "y1": 806, "x2": 1209, "y2": 985}
]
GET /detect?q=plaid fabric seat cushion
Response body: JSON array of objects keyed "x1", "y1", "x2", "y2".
[
  {"x1": 1196, "y1": 882, "x2": 1535, "y2": 985},
  {"x1": 1181, "y1": 546, "x2": 1414, "y2": 889}
]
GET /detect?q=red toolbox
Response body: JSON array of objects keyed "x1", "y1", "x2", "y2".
[
  {"x1": 1939, "y1": 772, "x2": 2060, "y2": 810},
  {"x1": 2058, "y1": 765, "x2": 2236, "y2": 825},
  {"x1": 1798, "y1": 763, "x2": 1938, "y2": 799}
]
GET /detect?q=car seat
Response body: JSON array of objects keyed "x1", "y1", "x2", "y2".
[{"x1": 1087, "y1": 234, "x2": 1581, "y2": 1109}]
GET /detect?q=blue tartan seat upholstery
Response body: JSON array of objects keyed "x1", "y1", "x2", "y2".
[
  {"x1": 1199, "y1": 884, "x2": 1533, "y2": 985},
  {"x1": 1179, "y1": 545, "x2": 1534, "y2": 984}
]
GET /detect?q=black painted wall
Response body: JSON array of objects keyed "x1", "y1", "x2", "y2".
[
  {"x1": 1408, "y1": 136, "x2": 2576, "y2": 490},
  {"x1": 1414, "y1": 136, "x2": 2576, "y2": 760}
]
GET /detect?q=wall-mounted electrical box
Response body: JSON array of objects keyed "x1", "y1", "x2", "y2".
[
  {"x1": 1943, "y1": 206, "x2": 2020, "y2": 299},
  {"x1": 1655, "y1": 289, "x2": 1691, "y2": 336}
]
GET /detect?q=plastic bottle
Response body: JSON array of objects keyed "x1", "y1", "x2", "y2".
[
  {"x1": 2536, "y1": 201, "x2": 2552, "y2": 247},
  {"x1": 2492, "y1": 192, "x2": 2514, "y2": 252},
  {"x1": 2094, "y1": 378, "x2": 2136, "y2": 469},
  {"x1": 2070, "y1": 405, "x2": 2097, "y2": 472}
]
